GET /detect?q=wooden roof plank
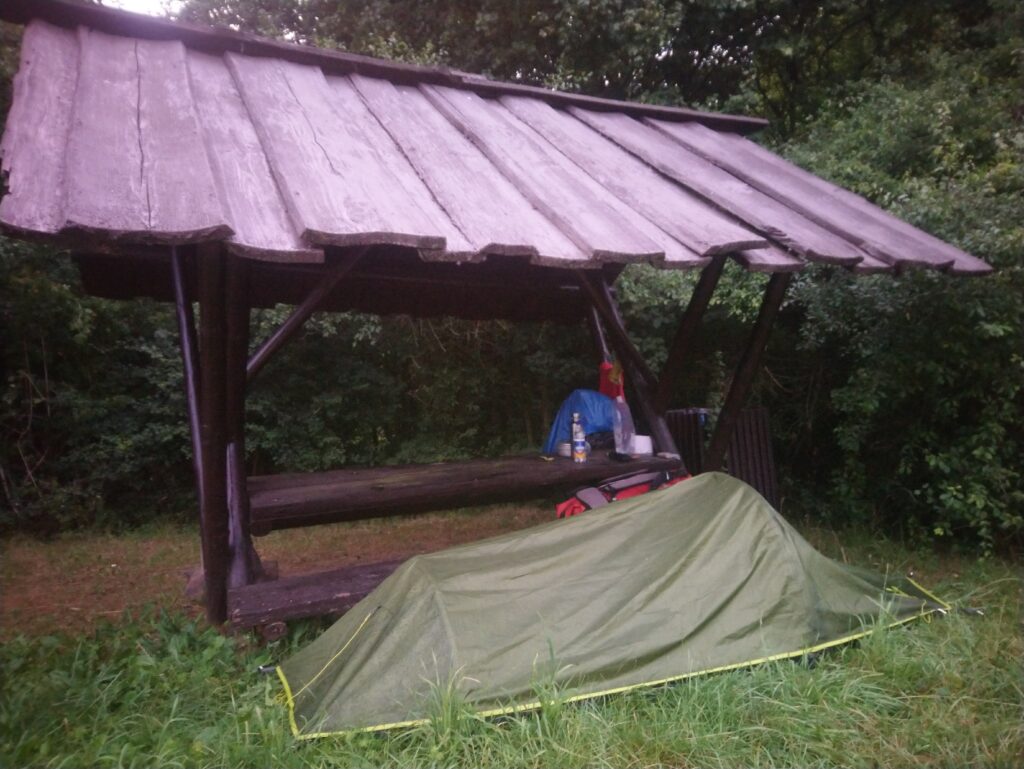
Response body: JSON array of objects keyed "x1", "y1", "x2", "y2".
[
  {"x1": 730, "y1": 246, "x2": 805, "y2": 273},
  {"x1": 185, "y1": 51, "x2": 322, "y2": 263},
  {"x1": 421, "y1": 84, "x2": 666, "y2": 265},
  {"x1": 0, "y1": 0, "x2": 767, "y2": 135},
  {"x1": 500, "y1": 95, "x2": 765, "y2": 260},
  {"x1": 62, "y1": 29, "x2": 230, "y2": 243},
  {"x1": 0, "y1": 20, "x2": 76, "y2": 236},
  {"x1": 224, "y1": 53, "x2": 451, "y2": 253},
  {"x1": 649, "y1": 120, "x2": 989, "y2": 274},
  {"x1": 134, "y1": 37, "x2": 232, "y2": 240},
  {"x1": 324, "y1": 74, "x2": 476, "y2": 257},
  {"x1": 350, "y1": 75, "x2": 587, "y2": 265},
  {"x1": 62, "y1": 28, "x2": 150, "y2": 237},
  {"x1": 571, "y1": 108, "x2": 871, "y2": 267}
]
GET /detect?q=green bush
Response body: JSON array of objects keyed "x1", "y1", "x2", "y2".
[{"x1": 770, "y1": 47, "x2": 1024, "y2": 549}]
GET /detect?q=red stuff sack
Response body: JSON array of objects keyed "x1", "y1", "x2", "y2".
[{"x1": 555, "y1": 469, "x2": 690, "y2": 518}]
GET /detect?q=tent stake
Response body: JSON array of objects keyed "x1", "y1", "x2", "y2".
[
  {"x1": 655, "y1": 255, "x2": 727, "y2": 412},
  {"x1": 705, "y1": 272, "x2": 791, "y2": 472},
  {"x1": 246, "y1": 247, "x2": 367, "y2": 384}
]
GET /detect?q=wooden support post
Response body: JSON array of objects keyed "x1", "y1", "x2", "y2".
[
  {"x1": 576, "y1": 271, "x2": 658, "y2": 389},
  {"x1": 197, "y1": 245, "x2": 230, "y2": 625},
  {"x1": 246, "y1": 248, "x2": 367, "y2": 384},
  {"x1": 577, "y1": 273, "x2": 681, "y2": 461},
  {"x1": 655, "y1": 255, "x2": 727, "y2": 412},
  {"x1": 705, "y1": 272, "x2": 792, "y2": 472},
  {"x1": 224, "y1": 256, "x2": 260, "y2": 589},
  {"x1": 171, "y1": 247, "x2": 203, "y2": 501},
  {"x1": 586, "y1": 305, "x2": 612, "y2": 364}
]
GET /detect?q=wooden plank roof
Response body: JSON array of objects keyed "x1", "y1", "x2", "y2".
[{"x1": 0, "y1": 0, "x2": 992, "y2": 279}]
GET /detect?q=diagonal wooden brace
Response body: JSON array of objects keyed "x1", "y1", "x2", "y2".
[
  {"x1": 246, "y1": 247, "x2": 367, "y2": 384},
  {"x1": 655, "y1": 254, "x2": 727, "y2": 412},
  {"x1": 705, "y1": 272, "x2": 792, "y2": 472},
  {"x1": 576, "y1": 272, "x2": 681, "y2": 461},
  {"x1": 171, "y1": 247, "x2": 203, "y2": 501},
  {"x1": 586, "y1": 304, "x2": 613, "y2": 364},
  {"x1": 575, "y1": 270, "x2": 658, "y2": 390}
]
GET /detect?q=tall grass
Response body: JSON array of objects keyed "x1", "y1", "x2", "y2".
[{"x1": 1, "y1": 544, "x2": 1021, "y2": 768}]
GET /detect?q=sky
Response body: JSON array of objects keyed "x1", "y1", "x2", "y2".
[{"x1": 105, "y1": 0, "x2": 181, "y2": 17}]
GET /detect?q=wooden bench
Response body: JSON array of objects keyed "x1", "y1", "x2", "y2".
[
  {"x1": 249, "y1": 452, "x2": 683, "y2": 534},
  {"x1": 231, "y1": 453, "x2": 683, "y2": 630}
]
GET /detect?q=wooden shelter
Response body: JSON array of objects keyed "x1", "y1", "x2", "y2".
[{"x1": 0, "y1": 0, "x2": 991, "y2": 632}]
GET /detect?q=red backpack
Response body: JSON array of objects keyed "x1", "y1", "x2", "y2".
[{"x1": 555, "y1": 469, "x2": 690, "y2": 518}]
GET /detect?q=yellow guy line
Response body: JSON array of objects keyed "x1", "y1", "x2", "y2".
[
  {"x1": 278, "y1": 598, "x2": 949, "y2": 740},
  {"x1": 290, "y1": 609, "x2": 378, "y2": 700}
]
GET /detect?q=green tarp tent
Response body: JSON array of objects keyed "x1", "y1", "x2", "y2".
[{"x1": 276, "y1": 472, "x2": 947, "y2": 737}]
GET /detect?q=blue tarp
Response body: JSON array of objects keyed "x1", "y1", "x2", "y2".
[{"x1": 542, "y1": 389, "x2": 614, "y2": 454}]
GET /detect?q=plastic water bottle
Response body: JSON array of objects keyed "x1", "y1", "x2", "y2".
[
  {"x1": 571, "y1": 412, "x2": 588, "y2": 463},
  {"x1": 613, "y1": 396, "x2": 636, "y2": 454}
]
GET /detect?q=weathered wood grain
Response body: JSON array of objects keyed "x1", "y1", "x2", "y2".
[
  {"x1": 648, "y1": 119, "x2": 990, "y2": 274},
  {"x1": 323, "y1": 73, "x2": 475, "y2": 256},
  {"x1": 421, "y1": 84, "x2": 667, "y2": 264},
  {"x1": 134, "y1": 38, "x2": 230, "y2": 239},
  {"x1": 63, "y1": 29, "x2": 230, "y2": 242},
  {"x1": 1, "y1": 0, "x2": 767, "y2": 135},
  {"x1": 197, "y1": 245, "x2": 231, "y2": 624},
  {"x1": 249, "y1": 453, "x2": 682, "y2": 533},
  {"x1": 228, "y1": 559, "x2": 405, "y2": 628},
  {"x1": 351, "y1": 75, "x2": 586, "y2": 265},
  {"x1": 185, "y1": 51, "x2": 321, "y2": 263},
  {"x1": 0, "y1": 21, "x2": 77, "y2": 235},
  {"x1": 730, "y1": 245, "x2": 804, "y2": 273},
  {"x1": 225, "y1": 53, "x2": 453, "y2": 253},
  {"x1": 1, "y1": 5, "x2": 990, "y2": 279},
  {"x1": 572, "y1": 108, "x2": 871, "y2": 267},
  {"x1": 458, "y1": 74, "x2": 767, "y2": 134},
  {"x1": 501, "y1": 96, "x2": 765, "y2": 260},
  {"x1": 62, "y1": 28, "x2": 147, "y2": 235}
]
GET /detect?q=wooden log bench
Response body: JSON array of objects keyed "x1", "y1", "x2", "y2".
[
  {"x1": 248, "y1": 452, "x2": 683, "y2": 534},
  {"x1": 228, "y1": 558, "x2": 405, "y2": 631},
  {"x1": 231, "y1": 453, "x2": 682, "y2": 630}
]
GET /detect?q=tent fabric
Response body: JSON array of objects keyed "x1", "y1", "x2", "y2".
[
  {"x1": 542, "y1": 389, "x2": 615, "y2": 454},
  {"x1": 276, "y1": 473, "x2": 948, "y2": 737}
]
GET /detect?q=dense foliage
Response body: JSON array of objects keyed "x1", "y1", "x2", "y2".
[{"x1": 1, "y1": 1, "x2": 1021, "y2": 549}]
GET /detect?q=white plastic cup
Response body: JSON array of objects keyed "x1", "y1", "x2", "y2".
[{"x1": 632, "y1": 435, "x2": 653, "y2": 455}]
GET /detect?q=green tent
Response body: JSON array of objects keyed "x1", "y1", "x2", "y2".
[{"x1": 276, "y1": 472, "x2": 948, "y2": 737}]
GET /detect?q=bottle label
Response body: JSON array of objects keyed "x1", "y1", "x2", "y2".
[{"x1": 572, "y1": 437, "x2": 587, "y2": 463}]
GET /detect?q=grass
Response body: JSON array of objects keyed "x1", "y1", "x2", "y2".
[{"x1": 1, "y1": 515, "x2": 1022, "y2": 768}]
